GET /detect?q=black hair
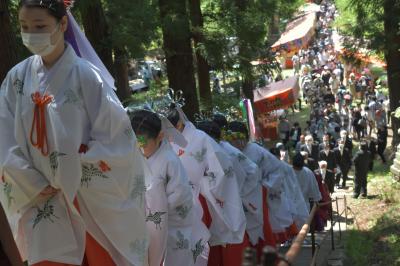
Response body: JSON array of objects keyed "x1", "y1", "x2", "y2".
[
  {"x1": 196, "y1": 121, "x2": 221, "y2": 141},
  {"x1": 269, "y1": 147, "x2": 280, "y2": 157},
  {"x1": 167, "y1": 108, "x2": 180, "y2": 127},
  {"x1": 213, "y1": 114, "x2": 228, "y2": 129},
  {"x1": 227, "y1": 121, "x2": 249, "y2": 140},
  {"x1": 292, "y1": 153, "x2": 305, "y2": 169},
  {"x1": 19, "y1": 0, "x2": 66, "y2": 21},
  {"x1": 130, "y1": 110, "x2": 161, "y2": 139}
]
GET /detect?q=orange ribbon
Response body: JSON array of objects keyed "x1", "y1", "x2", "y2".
[{"x1": 30, "y1": 92, "x2": 53, "y2": 156}]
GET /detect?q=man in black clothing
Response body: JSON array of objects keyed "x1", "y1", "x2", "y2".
[
  {"x1": 377, "y1": 126, "x2": 388, "y2": 163},
  {"x1": 368, "y1": 138, "x2": 377, "y2": 171},
  {"x1": 319, "y1": 139, "x2": 337, "y2": 193},
  {"x1": 323, "y1": 88, "x2": 335, "y2": 105},
  {"x1": 301, "y1": 135, "x2": 320, "y2": 162},
  {"x1": 334, "y1": 139, "x2": 352, "y2": 188},
  {"x1": 316, "y1": 160, "x2": 336, "y2": 194},
  {"x1": 338, "y1": 130, "x2": 353, "y2": 154},
  {"x1": 301, "y1": 151, "x2": 318, "y2": 171},
  {"x1": 353, "y1": 142, "x2": 372, "y2": 198}
]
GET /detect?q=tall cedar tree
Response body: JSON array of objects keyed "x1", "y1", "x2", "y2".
[
  {"x1": 0, "y1": 0, "x2": 18, "y2": 81},
  {"x1": 383, "y1": 0, "x2": 400, "y2": 146},
  {"x1": 159, "y1": 0, "x2": 199, "y2": 119},
  {"x1": 189, "y1": 0, "x2": 212, "y2": 110}
]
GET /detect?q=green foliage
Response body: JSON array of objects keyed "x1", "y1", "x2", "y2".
[
  {"x1": 346, "y1": 173, "x2": 400, "y2": 266},
  {"x1": 104, "y1": 0, "x2": 158, "y2": 58},
  {"x1": 8, "y1": 0, "x2": 32, "y2": 61},
  {"x1": 336, "y1": 0, "x2": 390, "y2": 54}
]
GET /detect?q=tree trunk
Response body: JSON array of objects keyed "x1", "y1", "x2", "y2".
[
  {"x1": 268, "y1": 14, "x2": 280, "y2": 45},
  {"x1": 235, "y1": 0, "x2": 255, "y2": 102},
  {"x1": 0, "y1": 0, "x2": 18, "y2": 81},
  {"x1": 159, "y1": 0, "x2": 199, "y2": 120},
  {"x1": 79, "y1": 0, "x2": 114, "y2": 76},
  {"x1": 189, "y1": 0, "x2": 212, "y2": 110},
  {"x1": 114, "y1": 48, "x2": 131, "y2": 104},
  {"x1": 383, "y1": 0, "x2": 400, "y2": 147}
]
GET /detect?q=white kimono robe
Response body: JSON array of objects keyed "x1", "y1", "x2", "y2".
[
  {"x1": 145, "y1": 140, "x2": 194, "y2": 266},
  {"x1": 243, "y1": 142, "x2": 294, "y2": 233},
  {"x1": 171, "y1": 123, "x2": 246, "y2": 249},
  {"x1": 279, "y1": 162, "x2": 310, "y2": 229},
  {"x1": 219, "y1": 141, "x2": 263, "y2": 245},
  {"x1": 293, "y1": 167, "x2": 322, "y2": 212},
  {"x1": 0, "y1": 44, "x2": 148, "y2": 266}
]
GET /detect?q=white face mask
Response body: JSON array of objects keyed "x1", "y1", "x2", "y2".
[{"x1": 21, "y1": 24, "x2": 61, "y2": 57}]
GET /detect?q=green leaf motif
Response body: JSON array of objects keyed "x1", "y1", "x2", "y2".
[
  {"x1": 174, "y1": 230, "x2": 189, "y2": 250},
  {"x1": 237, "y1": 153, "x2": 247, "y2": 162},
  {"x1": 64, "y1": 89, "x2": 80, "y2": 105},
  {"x1": 146, "y1": 210, "x2": 167, "y2": 230},
  {"x1": 224, "y1": 166, "x2": 234, "y2": 178},
  {"x1": 33, "y1": 196, "x2": 59, "y2": 229},
  {"x1": 206, "y1": 171, "x2": 216, "y2": 184},
  {"x1": 175, "y1": 204, "x2": 191, "y2": 219},
  {"x1": 13, "y1": 79, "x2": 24, "y2": 95},
  {"x1": 192, "y1": 239, "x2": 205, "y2": 263},
  {"x1": 130, "y1": 175, "x2": 146, "y2": 203},
  {"x1": 191, "y1": 148, "x2": 207, "y2": 163},
  {"x1": 3, "y1": 182, "x2": 15, "y2": 209},
  {"x1": 49, "y1": 151, "x2": 66, "y2": 176},
  {"x1": 81, "y1": 164, "x2": 110, "y2": 188}
]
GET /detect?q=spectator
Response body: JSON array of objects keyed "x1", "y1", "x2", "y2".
[
  {"x1": 278, "y1": 117, "x2": 291, "y2": 146},
  {"x1": 353, "y1": 142, "x2": 372, "y2": 198},
  {"x1": 377, "y1": 126, "x2": 388, "y2": 164},
  {"x1": 333, "y1": 139, "x2": 352, "y2": 188}
]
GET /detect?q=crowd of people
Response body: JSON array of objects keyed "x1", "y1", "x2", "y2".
[{"x1": 277, "y1": 0, "x2": 388, "y2": 199}]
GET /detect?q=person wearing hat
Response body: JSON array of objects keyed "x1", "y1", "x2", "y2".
[
  {"x1": 276, "y1": 142, "x2": 289, "y2": 163},
  {"x1": 353, "y1": 142, "x2": 372, "y2": 198}
]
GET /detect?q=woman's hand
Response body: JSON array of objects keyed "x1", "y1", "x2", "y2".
[{"x1": 40, "y1": 185, "x2": 60, "y2": 196}]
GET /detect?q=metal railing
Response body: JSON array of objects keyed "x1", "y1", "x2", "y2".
[{"x1": 242, "y1": 196, "x2": 349, "y2": 266}]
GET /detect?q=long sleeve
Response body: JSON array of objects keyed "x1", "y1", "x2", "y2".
[
  {"x1": 200, "y1": 138, "x2": 246, "y2": 246},
  {"x1": 77, "y1": 65, "x2": 149, "y2": 266},
  {"x1": 164, "y1": 157, "x2": 194, "y2": 266},
  {"x1": 146, "y1": 176, "x2": 168, "y2": 266},
  {"x1": 0, "y1": 68, "x2": 48, "y2": 216}
]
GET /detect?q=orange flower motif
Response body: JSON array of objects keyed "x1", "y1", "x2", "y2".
[
  {"x1": 178, "y1": 149, "x2": 185, "y2": 157},
  {"x1": 99, "y1": 160, "x2": 111, "y2": 172}
]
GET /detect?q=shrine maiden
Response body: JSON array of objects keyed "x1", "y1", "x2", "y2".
[
  {"x1": 130, "y1": 110, "x2": 195, "y2": 266},
  {"x1": 167, "y1": 108, "x2": 246, "y2": 262},
  {"x1": 0, "y1": 1, "x2": 148, "y2": 265},
  {"x1": 226, "y1": 122, "x2": 295, "y2": 235}
]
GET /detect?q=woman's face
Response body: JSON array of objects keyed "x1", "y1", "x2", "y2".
[
  {"x1": 19, "y1": 6, "x2": 66, "y2": 33},
  {"x1": 19, "y1": 7, "x2": 67, "y2": 48}
]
